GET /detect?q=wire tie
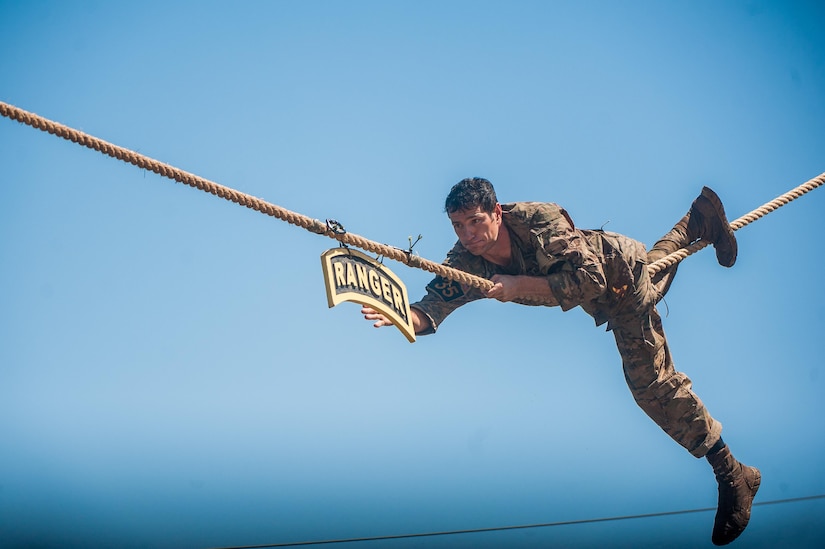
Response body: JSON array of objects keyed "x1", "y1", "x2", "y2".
[{"x1": 326, "y1": 219, "x2": 347, "y2": 235}]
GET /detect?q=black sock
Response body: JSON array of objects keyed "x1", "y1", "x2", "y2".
[{"x1": 707, "y1": 437, "x2": 726, "y2": 456}]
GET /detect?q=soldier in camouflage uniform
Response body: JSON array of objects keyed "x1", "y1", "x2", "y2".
[{"x1": 363, "y1": 177, "x2": 761, "y2": 546}]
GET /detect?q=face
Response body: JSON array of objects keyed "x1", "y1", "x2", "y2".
[{"x1": 448, "y1": 204, "x2": 502, "y2": 256}]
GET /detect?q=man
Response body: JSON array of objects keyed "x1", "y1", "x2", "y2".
[{"x1": 362, "y1": 177, "x2": 760, "y2": 546}]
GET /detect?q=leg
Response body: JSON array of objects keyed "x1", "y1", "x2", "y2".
[
  {"x1": 647, "y1": 215, "x2": 689, "y2": 300},
  {"x1": 612, "y1": 307, "x2": 722, "y2": 456},
  {"x1": 612, "y1": 308, "x2": 759, "y2": 545}
]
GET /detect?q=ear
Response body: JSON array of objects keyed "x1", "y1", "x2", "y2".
[{"x1": 493, "y1": 203, "x2": 503, "y2": 221}]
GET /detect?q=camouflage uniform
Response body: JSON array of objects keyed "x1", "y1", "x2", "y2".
[{"x1": 412, "y1": 202, "x2": 722, "y2": 458}]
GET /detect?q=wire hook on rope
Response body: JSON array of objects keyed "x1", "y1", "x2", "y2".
[{"x1": 325, "y1": 219, "x2": 347, "y2": 235}]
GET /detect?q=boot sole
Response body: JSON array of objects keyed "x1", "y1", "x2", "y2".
[{"x1": 749, "y1": 466, "x2": 762, "y2": 500}]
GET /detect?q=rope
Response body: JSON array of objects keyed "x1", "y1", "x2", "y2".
[
  {"x1": 209, "y1": 494, "x2": 825, "y2": 548},
  {"x1": 0, "y1": 101, "x2": 494, "y2": 292},
  {"x1": 1, "y1": 101, "x2": 821, "y2": 289},
  {"x1": 646, "y1": 171, "x2": 825, "y2": 276}
]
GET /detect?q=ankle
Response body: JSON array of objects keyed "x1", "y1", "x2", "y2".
[{"x1": 707, "y1": 438, "x2": 726, "y2": 456}]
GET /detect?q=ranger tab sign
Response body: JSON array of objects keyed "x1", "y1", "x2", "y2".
[{"x1": 320, "y1": 248, "x2": 416, "y2": 343}]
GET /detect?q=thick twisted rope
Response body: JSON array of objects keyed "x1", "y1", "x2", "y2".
[
  {"x1": 646, "y1": 171, "x2": 825, "y2": 276},
  {"x1": 0, "y1": 101, "x2": 494, "y2": 292},
  {"x1": 2, "y1": 100, "x2": 820, "y2": 293}
]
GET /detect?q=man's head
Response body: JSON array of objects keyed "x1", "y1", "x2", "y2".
[
  {"x1": 445, "y1": 177, "x2": 504, "y2": 258},
  {"x1": 444, "y1": 177, "x2": 498, "y2": 215}
]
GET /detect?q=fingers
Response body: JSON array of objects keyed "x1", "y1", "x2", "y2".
[
  {"x1": 361, "y1": 306, "x2": 392, "y2": 328},
  {"x1": 486, "y1": 282, "x2": 514, "y2": 303},
  {"x1": 484, "y1": 281, "x2": 503, "y2": 300},
  {"x1": 361, "y1": 306, "x2": 381, "y2": 319},
  {"x1": 486, "y1": 275, "x2": 513, "y2": 302}
]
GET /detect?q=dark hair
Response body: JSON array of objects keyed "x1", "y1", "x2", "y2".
[{"x1": 444, "y1": 177, "x2": 498, "y2": 214}]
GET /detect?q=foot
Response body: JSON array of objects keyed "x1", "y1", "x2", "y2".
[
  {"x1": 688, "y1": 187, "x2": 738, "y2": 267},
  {"x1": 709, "y1": 448, "x2": 762, "y2": 545}
]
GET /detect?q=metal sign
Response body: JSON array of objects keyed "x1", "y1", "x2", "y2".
[{"x1": 320, "y1": 248, "x2": 416, "y2": 343}]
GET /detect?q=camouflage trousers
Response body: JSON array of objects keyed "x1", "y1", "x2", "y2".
[{"x1": 611, "y1": 307, "x2": 722, "y2": 458}]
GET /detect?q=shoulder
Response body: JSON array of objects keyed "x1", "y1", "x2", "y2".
[
  {"x1": 444, "y1": 241, "x2": 485, "y2": 273},
  {"x1": 502, "y1": 202, "x2": 574, "y2": 230}
]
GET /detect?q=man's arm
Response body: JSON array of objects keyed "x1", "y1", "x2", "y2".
[
  {"x1": 362, "y1": 271, "x2": 482, "y2": 336},
  {"x1": 363, "y1": 273, "x2": 556, "y2": 334},
  {"x1": 527, "y1": 205, "x2": 607, "y2": 310},
  {"x1": 485, "y1": 274, "x2": 559, "y2": 305}
]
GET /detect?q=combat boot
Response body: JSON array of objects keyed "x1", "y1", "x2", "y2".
[
  {"x1": 707, "y1": 446, "x2": 761, "y2": 545},
  {"x1": 687, "y1": 187, "x2": 738, "y2": 267}
]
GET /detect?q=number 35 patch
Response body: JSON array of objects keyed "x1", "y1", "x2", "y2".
[{"x1": 427, "y1": 276, "x2": 465, "y2": 302}]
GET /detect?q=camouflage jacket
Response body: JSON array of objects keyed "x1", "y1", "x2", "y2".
[{"x1": 411, "y1": 202, "x2": 655, "y2": 334}]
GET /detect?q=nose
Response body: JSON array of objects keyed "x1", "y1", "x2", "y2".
[{"x1": 458, "y1": 225, "x2": 475, "y2": 241}]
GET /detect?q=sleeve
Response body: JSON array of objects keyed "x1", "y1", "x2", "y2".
[
  {"x1": 409, "y1": 244, "x2": 486, "y2": 335},
  {"x1": 530, "y1": 204, "x2": 607, "y2": 311}
]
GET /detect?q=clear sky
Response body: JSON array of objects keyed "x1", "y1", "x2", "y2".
[{"x1": 1, "y1": 1, "x2": 824, "y2": 548}]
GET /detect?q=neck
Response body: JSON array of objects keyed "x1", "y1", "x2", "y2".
[{"x1": 482, "y1": 225, "x2": 512, "y2": 266}]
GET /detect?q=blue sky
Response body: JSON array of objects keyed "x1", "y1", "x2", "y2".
[{"x1": 1, "y1": 1, "x2": 824, "y2": 548}]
